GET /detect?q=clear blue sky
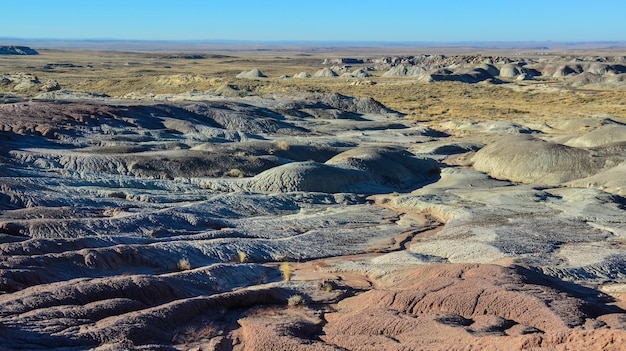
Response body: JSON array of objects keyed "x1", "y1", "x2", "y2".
[{"x1": 1, "y1": 0, "x2": 624, "y2": 42}]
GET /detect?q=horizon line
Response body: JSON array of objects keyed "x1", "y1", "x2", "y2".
[{"x1": 2, "y1": 37, "x2": 626, "y2": 45}]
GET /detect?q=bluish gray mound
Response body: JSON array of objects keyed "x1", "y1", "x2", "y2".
[
  {"x1": 245, "y1": 146, "x2": 440, "y2": 193},
  {"x1": 0, "y1": 46, "x2": 38, "y2": 55}
]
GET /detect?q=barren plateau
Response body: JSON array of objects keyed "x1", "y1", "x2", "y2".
[{"x1": 1, "y1": 44, "x2": 626, "y2": 350}]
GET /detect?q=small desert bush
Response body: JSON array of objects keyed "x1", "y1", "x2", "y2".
[
  {"x1": 226, "y1": 168, "x2": 244, "y2": 178},
  {"x1": 238, "y1": 251, "x2": 247, "y2": 263},
  {"x1": 287, "y1": 294, "x2": 304, "y2": 307},
  {"x1": 276, "y1": 140, "x2": 290, "y2": 151},
  {"x1": 177, "y1": 258, "x2": 191, "y2": 271},
  {"x1": 280, "y1": 262, "x2": 292, "y2": 281},
  {"x1": 173, "y1": 322, "x2": 220, "y2": 344},
  {"x1": 319, "y1": 279, "x2": 337, "y2": 292}
]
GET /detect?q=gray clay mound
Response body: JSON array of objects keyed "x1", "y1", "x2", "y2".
[
  {"x1": 326, "y1": 146, "x2": 440, "y2": 188},
  {"x1": 587, "y1": 63, "x2": 609, "y2": 75},
  {"x1": 547, "y1": 117, "x2": 625, "y2": 132},
  {"x1": 350, "y1": 68, "x2": 372, "y2": 78},
  {"x1": 565, "y1": 161, "x2": 626, "y2": 195},
  {"x1": 236, "y1": 68, "x2": 267, "y2": 79},
  {"x1": 429, "y1": 67, "x2": 495, "y2": 83},
  {"x1": 499, "y1": 64, "x2": 522, "y2": 78},
  {"x1": 564, "y1": 124, "x2": 626, "y2": 147},
  {"x1": 312, "y1": 67, "x2": 338, "y2": 77},
  {"x1": 275, "y1": 92, "x2": 401, "y2": 118},
  {"x1": 243, "y1": 161, "x2": 372, "y2": 193},
  {"x1": 471, "y1": 135, "x2": 607, "y2": 185},
  {"x1": 569, "y1": 72, "x2": 605, "y2": 87},
  {"x1": 476, "y1": 63, "x2": 500, "y2": 76},
  {"x1": 293, "y1": 71, "x2": 311, "y2": 78},
  {"x1": 319, "y1": 92, "x2": 397, "y2": 115},
  {"x1": 382, "y1": 65, "x2": 426, "y2": 77},
  {"x1": 241, "y1": 147, "x2": 439, "y2": 193},
  {"x1": 552, "y1": 65, "x2": 582, "y2": 78},
  {"x1": 183, "y1": 102, "x2": 306, "y2": 135}
]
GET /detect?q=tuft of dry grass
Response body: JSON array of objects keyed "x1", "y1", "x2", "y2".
[
  {"x1": 287, "y1": 294, "x2": 304, "y2": 307},
  {"x1": 276, "y1": 140, "x2": 290, "y2": 151},
  {"x1": 280, "y1": 262, "x2": 292, "y2": 281},
  {"x1": 238, "y1": 251, "x2": 247, "y2": 263},
  {"x1": 173, "y1": 322, "x2": 220, "y2": 344},
  {"x1": 226, "y1": 168, "x2": 244, "y2": 178},
  {"x1": 177, "y1": 258, "x2": 191, "y2": 271}
]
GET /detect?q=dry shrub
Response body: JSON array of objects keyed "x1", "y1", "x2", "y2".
[
  {"x1": 287, "y1": 294, "x2": 304, "y2": 307},
  {"x1": 173, "y1": 322, "x2": 220, "y2": 344},
  {"x1": 276, "y1": 140, "x2": 290, "y2": 151},
  {"x1": 319, "y1": 279, "x2": 338, "y2": 292},
  {"x1": 238, "y1": 251, "x2": 247, "y2": 263},
  {"x1": 226, "y1": 168, "x2": 244, "y2": 178},
  {"x1": 177, "y1": 258, "x2": 191, "y2": 271},
  {"x1": 280, "y1": 262, "x2": 292, "y2": 281}
]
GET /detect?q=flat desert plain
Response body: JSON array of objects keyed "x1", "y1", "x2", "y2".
[{"x1": 1, "y1": 44, "x2": 626, "y2": 350}]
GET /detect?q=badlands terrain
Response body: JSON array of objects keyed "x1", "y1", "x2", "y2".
[{"x1": 1, "y1": 44, "x2": 626, "y2": 350}]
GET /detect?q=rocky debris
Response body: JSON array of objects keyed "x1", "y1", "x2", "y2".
[
  {"x1": 0, "y1": 45, "x2": 38, "y2": 55},
  {"x1": 235, "y1": 68, "x2": 267, "y2": 78}
]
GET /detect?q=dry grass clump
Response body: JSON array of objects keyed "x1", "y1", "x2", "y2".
[
  {"x1": 287, "y1": 294, "x2": 304, "y2": 307},
  {"x1": 177, "y1": 258, "x2": 191, "y2": 271},
  {"x1": 226, "y1": 168, "x2": 244, "y2": 178},
  {"x1": 238, "y1": 251, "x2": 247, "y2": 263},
  {"x1": 280, "y1": 262, "x2": 292, "y2": 281},
  {"x1": 276, "y1": 140, "x2": 290, "y2": 151},
  {"x1": 173, "y1": 322, "x2": 220, "y2": 344},
  {"x1": 319, "y1": 279, "x2": 338, "y2": 292}
]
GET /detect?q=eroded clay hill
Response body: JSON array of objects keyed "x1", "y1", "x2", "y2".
[{"x1": 0, "y1": 86, "x2": 625, "y2": 350}]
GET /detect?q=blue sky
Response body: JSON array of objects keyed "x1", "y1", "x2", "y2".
[{"x1": 1, "y1": 0, "x2": 624, "y2": 42}]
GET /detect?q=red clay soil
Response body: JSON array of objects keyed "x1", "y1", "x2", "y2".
[{"x1": 233, "y1": 263, "x2": 626, "y2": 351}]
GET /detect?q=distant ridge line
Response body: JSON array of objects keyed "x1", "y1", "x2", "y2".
[{"x1": 1, "y1": 38, "x2": 625, "y2": 51}]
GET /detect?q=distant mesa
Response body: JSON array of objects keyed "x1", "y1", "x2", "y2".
[
  {"x1": 236, "y1": 68, "x2": 267, "y2": 79},
  {"x1": 0, "y1": 46, "x2": 38, "y2": 55},
  {"x1": 323, "y1": 58, "x2": 364, "y2": 65}
]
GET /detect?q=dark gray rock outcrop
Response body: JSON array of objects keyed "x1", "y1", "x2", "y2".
[{"x1": 0, "y1": 46, "x2": 38, "y2": 55}]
